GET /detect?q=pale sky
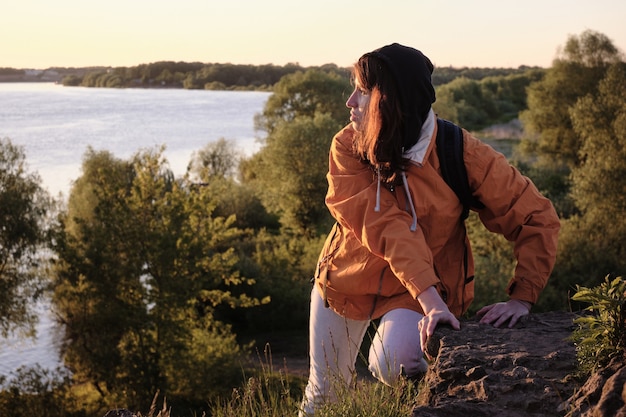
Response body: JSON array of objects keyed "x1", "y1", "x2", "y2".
[{"x1": 2, "y1": 0, "x2": 625, "y2": 70}]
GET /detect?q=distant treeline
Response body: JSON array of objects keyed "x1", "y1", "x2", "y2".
[
  {"x1": 0, "y1": 67, "x2": 24, "y2": 76},
  {"x1": 1, "y1": 61, "x2": 544, "y2": 91},
  {"x1": 0, "y1": 66, "x2": 105, "y2": 82},
  {"x1": 432, "y1": 65, "x2": 542, "y2": 85},
  {"x1": 58, "y1": 62, "x2": 348, "y2": 90},
  {"x1": 60, "y1": 61, "x2": 543, "y2": 90}
]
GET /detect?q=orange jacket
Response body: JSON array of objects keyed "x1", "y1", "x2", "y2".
[{"x1": 314, "y1": 120, "x2": 560, "y2": 320}]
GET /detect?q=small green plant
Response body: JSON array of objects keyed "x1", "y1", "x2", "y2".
[{"x1": 570, "y1": 275, "x2": 626, "y2": 376}]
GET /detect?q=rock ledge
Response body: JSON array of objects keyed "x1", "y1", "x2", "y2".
[{"x1": 414, "y1": 311, "x2": 579, "y2": 417}]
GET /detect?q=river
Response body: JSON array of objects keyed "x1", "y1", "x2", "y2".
[{"x1": 0, "y1": 83, "x2": 271, "y2": 378}]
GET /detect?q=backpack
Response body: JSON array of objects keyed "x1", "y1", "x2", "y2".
[{"x1": 435, "y1": 118, "x2": 485, "y2": 220}]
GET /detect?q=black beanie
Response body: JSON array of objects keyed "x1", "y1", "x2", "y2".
[{"x1": 364, "y1": 43, "x2": 436, "y2": 150}]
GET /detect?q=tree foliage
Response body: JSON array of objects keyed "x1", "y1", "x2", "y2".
[
  {"x1": 535, "y1": 45, "x2": 626, "y2": 311},
  {"x1": 186, "y1": 139, "x2": 279, "y2": 232},
  {"x1": 51, "y1": 147, "x2": 266, "y2": 410},
  {"x1": 511, "y1": 160, "x2": 576, "y2": 220},
  {"x1": 0, "y1": 365, "x2": 76, "y2": 417},
  {"x1": 431, "y1": 66, "x2": 540, "y2": 86},
  {"x1": 0, "y1": 138, "x2": 51, "y2": 337},
  {"x1": 243, "y1": 113, "x2": 341, "y2": 235},
  {"x1": 61, "y1": 61, "x2": 350, "y2": 91},
  {"x1": 253, "y1": 69, "x2": 351, "y2": 135},
  {"x1": 569, "y1": 62, "x2": 626, "y2": 217},
  {"x1": 243, "y1": 69, "x2": 350, "y2": 235},
  {"x1": 433, "y1": 69, "x2": 544, "y2": 131},
  {"x1": 519, "y1": 30, "x2": 623, "y2": 168},
  {"x1": 188, "y1": 138, "x2": 242, "y2": 181}
]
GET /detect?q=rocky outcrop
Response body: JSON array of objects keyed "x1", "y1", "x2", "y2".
[
  {"x1": 413, "y1": 311, "x2": 626, "y2": 416},
  {"x1": 414, "y1": 311, "x2": 579, "y2": 417},
  {"x1": 562, "y1": 356, "x2": 626, "y2": 417}
]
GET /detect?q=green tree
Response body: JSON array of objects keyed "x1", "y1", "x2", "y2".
[
  {"x1": 520, "y1": 30, "x2": 623, "y2": 168},
  {"x1": 189, "y1": 138, "x2": 241, "y2": 181},
  {"x1": 536, "y1": 62, "x2": 626, "y2": 311},
  {"x1": 236, "y1": 229, "x2": 324, "y2": 335},
  {"x1": 254, "y1": 69, "x2": 351, "y2": 135},
  {"x1": 51, "y1": 147, "x2": 265, "y2": 411},
  {"x1": 433, "y1": 70, "x2": 544, "y2": 131},
  {"x1": 434, "y1": 77, "x2": 494, "y2": 130},
  {"x1": 187, "y1": 138, "x2": 278, "y2": 231},
  {"x1": 570, "y1": 62, "x2": 626, "y2": 218},
  {"x1": 0, "y1": 138, "x2": 51, "y2": 337},
  {"x1": 243, "y1": 113, "x2": 341, "y2": 235},
  {"x1": 242, "y1": 69, "x2": 350, "y2": 235}
]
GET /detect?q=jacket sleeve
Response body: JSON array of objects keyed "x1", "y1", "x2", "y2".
[
  {"x1": 465, "y1": 133, "x2": 560, "y2": 304},
  {"x1": 325, "y1": 127, "x2": 440, "y2": 298}
]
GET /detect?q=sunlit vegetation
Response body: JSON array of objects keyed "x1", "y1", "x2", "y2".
[
  {"x1": 0, "y1": 29, "x2": 625, "y2": 416},
  {"x1": 571, "y1": 276, "x2": 626, "y2": 376},
  {"x1": 59, "y1": 62, "x2": 350, "y2": 92}
]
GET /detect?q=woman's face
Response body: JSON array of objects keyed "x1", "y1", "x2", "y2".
[{"x1": 346, "y1": 78, "x2": 370, "y2": 131}]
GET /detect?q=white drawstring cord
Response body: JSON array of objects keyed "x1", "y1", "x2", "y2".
[
  {"x1": 374, "y1": 165, "x2": 381, "y2": 212},
  {"x1": 401, "y1": 171, "x2": 418, "y2": 232}
]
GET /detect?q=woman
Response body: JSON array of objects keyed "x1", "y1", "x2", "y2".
[{"x1": 299, "y1": 43, "x2": 559, "y2": 416}]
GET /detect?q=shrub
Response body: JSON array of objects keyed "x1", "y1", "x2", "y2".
[
  {"x1": 570, "y1": 275, "x2": 626, "y2": 376},
  {"x1": 0, "y1": 365, "x2": 82, "y2": 417}
]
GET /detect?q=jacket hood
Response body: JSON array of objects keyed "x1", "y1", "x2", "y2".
[{"x1": 364, "y1": 43, "x2": 436, "y2": 150}]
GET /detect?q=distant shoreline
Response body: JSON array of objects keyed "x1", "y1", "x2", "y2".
[
  {"x1": 1, "y1": 63, "x2": 539, "y2": 89},
  {"x1": 0, "y1": 68, "x2": 97, "y2": 83}
]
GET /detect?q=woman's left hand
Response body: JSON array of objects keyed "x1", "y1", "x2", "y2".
[{"x1": 476, "y1": 299, "x2": 531, "y2": 328}]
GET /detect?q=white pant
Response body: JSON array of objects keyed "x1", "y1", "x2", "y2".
[{"x1": 299, "y1": 288, "x2": 428, "y2": 416}]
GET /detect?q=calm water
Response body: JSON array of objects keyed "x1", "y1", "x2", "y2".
[
  {"x1": 0, "y1": 83, "x2": 270, "y2": 378},
  {"x1": 0, "y1": 83, "x2": 270, "y2": 196}
]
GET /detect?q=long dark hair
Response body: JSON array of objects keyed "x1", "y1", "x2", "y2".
[{"x1": 352, "y1": 54, "x2": 405, "y2": 183}]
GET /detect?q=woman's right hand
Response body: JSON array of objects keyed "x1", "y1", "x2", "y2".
[{"x1": 417, "y1": 286, "x2": 460, "y2": 356}]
